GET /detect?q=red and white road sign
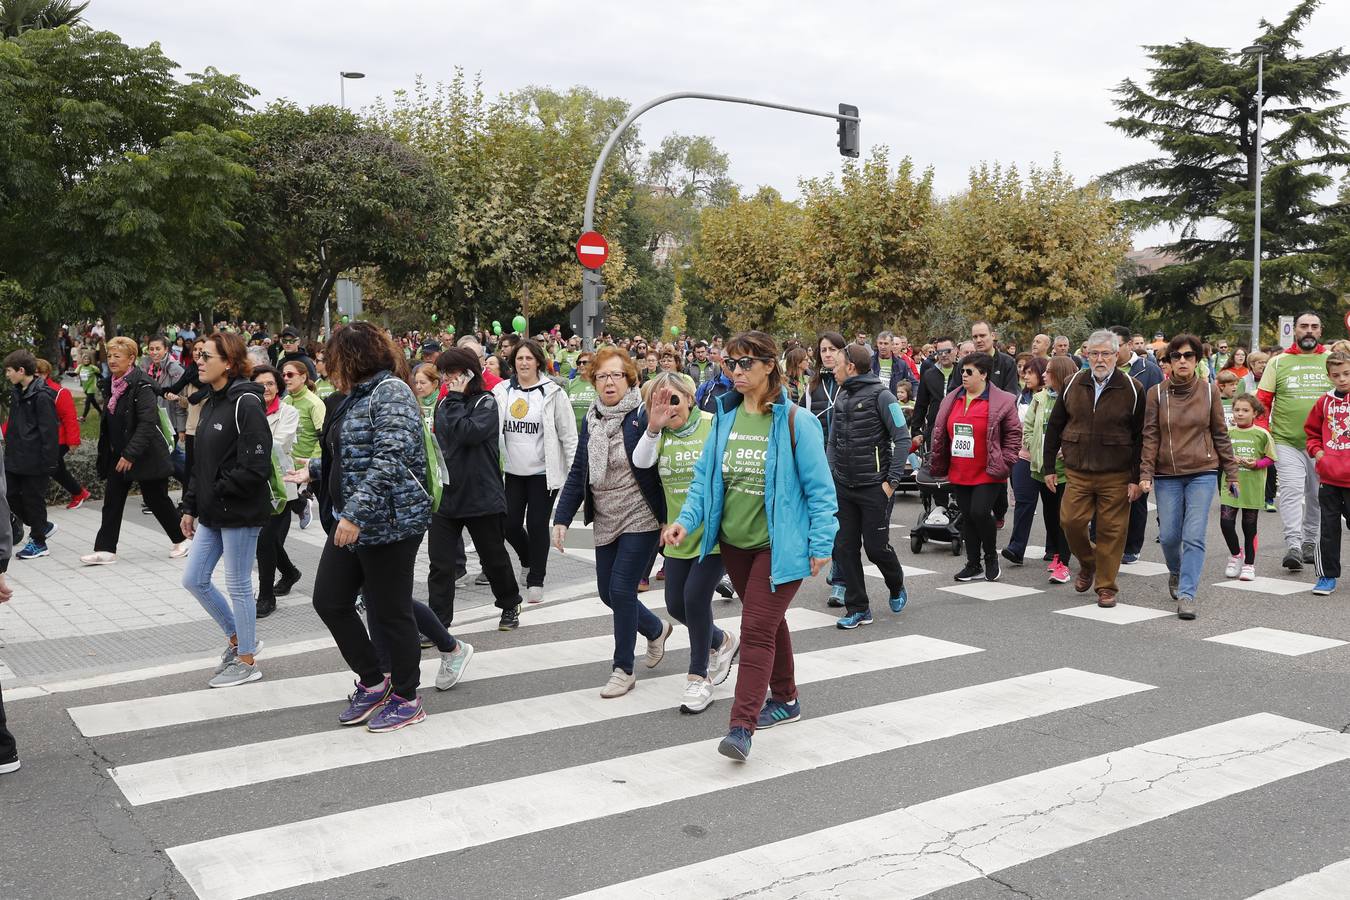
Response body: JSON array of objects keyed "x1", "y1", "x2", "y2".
[
  {"x1": 1343, "y1": 308, "x2": 1350, "y2": 334},
  {"x1": 575, "y1": 231, "x2": 609, "y2": 269}
]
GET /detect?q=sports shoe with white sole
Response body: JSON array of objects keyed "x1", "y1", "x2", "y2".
[
  {"x1": 1239, "y1": 564, "x2": 1256, "y2": 581},
  {"x1": 1223, "y1": 554, "x2": 1242, "y2": 579},
  {"x1": 709, "y1": 630, "x2": 740, "y2": 686},
  {"x1": 435, "y1": 641, "x2": 474, "y2": 690},
  {"x1": 680, "y1": 677, "x2": 714, "y2": 714},
  {"x1": 526, "y1": 585, "x2": 544, "y2": 604},
  {"x1": 645, "y1": 620, "x2": 673, "y2": 668},
  {"x1": 169, "y1": 540, "x2": 191, "y2": 559},
  {"x1": 80, "y1": 551, "x2": 118, "y2": 566},
  {"x1": 600, "y1": 667, "x2": 636, "y2": 698},
  {"x1": 209, "y1": 660, "x2": 262, "y2": 688}
]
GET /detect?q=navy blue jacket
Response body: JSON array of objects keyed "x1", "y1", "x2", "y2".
[
  {"x1": 871, "y1": 351, "x2": 919, "y2": 395},
  {"x1": 553, "y1": 406, "x2": 665, "y2": 530}
]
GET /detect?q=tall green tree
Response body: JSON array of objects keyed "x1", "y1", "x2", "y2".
[
  {"x1": 0, "y1": 25, "x2": 255, "y2": 356},
  {"x1": 0, "y1": 0, "x2": 86, "y2": 37},
  {"x1": 1105, "y1": 0, "x2": 1350, "y2": 336},
  {"x1": 240, "y1": 102, "x2": 443, "y2": 341},
  {"x1": 692, "y1": 187, "x2": 802, "y2": 333}
]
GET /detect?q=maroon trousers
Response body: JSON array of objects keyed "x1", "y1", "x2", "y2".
[{"x1": 721, "y1": 544, "x2": 802, "y2": 732}]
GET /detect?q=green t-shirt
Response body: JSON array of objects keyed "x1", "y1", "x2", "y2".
[
  {"x1": 315, "y1": 378, "x2": 336, "y2": 399},
  {"x1": 555, "y1": 349, "x2": 579, "y2": 376},
  {"x1": 566, "y1": 377, "x2": 597, "y2": 433},
  {"x1": 78, "y1": 364, "x2": 99, "y2": 396},
  {"x1": 1224, "y1": 425, "x2": 1276, "y2": 510},
  {"x1": 1221, "y1": 397, "x2": 1234, "y2": 430},
  {"x1": 878, "y1": 358, "x2": 892, "y2": 382},
  {"x1": 1258, "y1": 350, "x2": 1331, "y2": 446},
  {"x1": 939, "y1": 365, "x2": 953, "y2": 386},
  {"x1": 657, "y1": 411, "x2": 715, "y2": 559},
  {"x1": 420, "y1": 394, "x2": 437, "y2": 431},
  {"x1": 719, "y1": 406, "x2": 772, "y2": 550}
]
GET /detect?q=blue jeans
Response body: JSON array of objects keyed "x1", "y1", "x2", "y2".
[
  {"x1": 595, "y1": 530, "x2": 664, "y2": 675},
  {"x1": 1154, "y1": 474, "x2": 1217, "y2": 601},
  {"x1": 1004, "y1": 459, "x2": 1039, "y2": 557},
  {"x1": 182, "y1": 523, "x2": 263, "y2": 656}
]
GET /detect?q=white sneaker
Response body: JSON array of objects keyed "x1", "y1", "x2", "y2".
[
  {"x1": 1239, "y1": 564, "x2": 1256, "y2": 582},
  {"x1": 435, "y1": 641, "x2": 474, "y2": 690},
  {"x1": 645, "y1": 620, "x2": 673, "y2": 668},
  {"x1": 599, "y1": 667, "x2": 635, "y2": 698},
  {"x1": 80, "y1": 551, "x2": 118, "y2": 566},
  {"x1": 456, "y1": 570, "x2": 479, "y2": 589},
  {"x1": 709, "y1": 630, "x2": 740, "y2": 686},
  {"x1": 526, "y1": 585, "x2": 544, "y2": 604},
  {"x1": 680, "y1": 676, "x2": 714, "y2": 714},
  {"x1": 169, "y1": 540, "x2": 191, "y2": 559},
  {"x1": 1224, "y1": 554, "x2": 1242, "y2": 578}
]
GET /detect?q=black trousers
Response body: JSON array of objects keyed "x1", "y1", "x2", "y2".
[
  {"x1": 833, "y1": 482, "x2": 905, "y2": 614},
  {"x1": 1125, "y1": 493, "x2": 1149, "y2": 557},
  {"x1": 94, "y1": 473, "x2": 184, "y2": 553},
  {"x1": 54, "y1": 445, "x2": 83, "y2": 497},
  {"x1": 1316, "y1": 485, "x2": 1350, "y2": 579},
  {"x1": 504, "y1": 472, "x2": 555, "y2": 587},
  {"x1": 428, "y1": 511, "x2": 520, "y2": 626},
  {"x1": 7, "y1": 473, "x2": 48, "y2": 545},
  {"x1": 952, "y1": 482, "x2": 1003, "y2": 566},
  {"x1": 0, "y1": 681, "x2": 15, "y2": 762},
  {"x1": 312, "y1": 533, "x2": 423, "y2": 699},
  {"x1": 256, "y1": 503, "x2": 300, "y2": 602}
]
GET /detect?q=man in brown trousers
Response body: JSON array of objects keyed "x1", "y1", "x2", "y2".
[{"x1": 1042, "y1": 330, "x2": 1146, "y2": 608}]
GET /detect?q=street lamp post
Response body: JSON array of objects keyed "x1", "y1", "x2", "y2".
[
  {"x1": 1242, "y1": 46, "x2": 1264, "y2": 352},
  {"x1": 339, "y1": 70, "x2": 365, "y2": 110}
]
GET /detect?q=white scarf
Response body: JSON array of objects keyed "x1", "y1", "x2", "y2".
[{"x1": 587, "y1": 387, "x2": 642, "y2": 485}]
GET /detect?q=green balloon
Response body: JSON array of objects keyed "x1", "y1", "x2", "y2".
[
  {"x1": 341, "y1": 315, "x2": 350, "y2": 324},
  {"x1": 512, "y1": 315, "x2": 527, "y2": 334},
  {"x1": 447, "y1": 324, "x2": 455, "y2": 334},
  {"x1": 492, "y1": 323, "x2": 502, "y2": 335},
  {"x1": 431, "y1": 313, "x2": 438, "y2": 323},
  {"x1": 670, "y1": 325, "x2": 680, "y2": 336}
]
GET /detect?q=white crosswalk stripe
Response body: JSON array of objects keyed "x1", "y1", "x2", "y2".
[
  {"x1": 165, "y1": 667, "x2": 1151, "y2": 900},
  {"x1": 1247, "y1": 857, "x2": 1350, "y2": 898}
]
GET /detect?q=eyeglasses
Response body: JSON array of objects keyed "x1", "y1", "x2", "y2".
[
  {"x1": 282, "y1": 337, "x2": 298, "y2": 344},
  {"x1": 1168, "y1": 350, "x2": 1198, "y2": 362},
  {"x1": 593, "y1": 371, "x2": 627, "y2": 382},
  {"x1": 1086, "y1": 350, "x2": 1116, "y2": 359},
  {"x1": 1218, "y1": 345, "x2": 1229, "y2": 351},
  {"x1": 961, "y1": 368, "x2": 980, "y2": 377},
  {"x1": 197, "y1": 352, "x2": 217, "y2": 362},
  {"x1": 727, "y1": 356, "x2": 772, "y2": 372},
  {"x1": 282, "y1": 371, "x2": 302, "y2": 379},
  {"x1": 935, "y1": 347, "x2": 954, "y2": 355}
]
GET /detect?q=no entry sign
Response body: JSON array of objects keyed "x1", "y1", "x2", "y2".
[{"x1": 575, "y1": 231, "x2": 609, "y2": 269}]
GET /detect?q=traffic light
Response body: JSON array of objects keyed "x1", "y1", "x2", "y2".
[{"x1": 837, "y1": 103, "x2": 860, "y2": 158}]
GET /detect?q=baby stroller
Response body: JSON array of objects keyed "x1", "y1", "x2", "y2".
[{"x1": 910, "y1": 454, "x2": 964, "y2": 556}]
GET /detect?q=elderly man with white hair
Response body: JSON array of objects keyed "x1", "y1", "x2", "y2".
[{"x1": 1041, "y1": 329, "x2": 1146, "y2": 608}]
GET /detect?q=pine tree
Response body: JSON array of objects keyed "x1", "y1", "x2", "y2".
[{"x1": 1106, "y1": 0, "x2": 1350, "y2": 336}]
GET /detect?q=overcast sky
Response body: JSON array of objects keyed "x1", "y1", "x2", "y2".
[{"x1": 94, "y1": 0, "x2": 1350, "y2": 250}]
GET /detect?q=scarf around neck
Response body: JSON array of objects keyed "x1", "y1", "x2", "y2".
[
  {"x1": 107, "y1": 374, "x2": 130, "y2": 414},
  {"x1": 587, "y1": 387, "x2": 642, "y2": 486}
]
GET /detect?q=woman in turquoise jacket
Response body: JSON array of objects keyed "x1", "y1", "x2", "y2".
[{"x1": 663, "y1": 330, "x2": 838, "y2": 763}]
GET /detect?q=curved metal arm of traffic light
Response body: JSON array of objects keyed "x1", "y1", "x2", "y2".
[{"x1": 582, "y1": 91, "x2": 860, "y2": 232}]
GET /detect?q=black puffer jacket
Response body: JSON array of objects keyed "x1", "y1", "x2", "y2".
[
  {"x1": 806, "y1": 371, "x2": 841, "y2": 443},
  {"x1": 182, "y1": 378, "x2": 272, "y2": 528},
  {"x1": 827, "y1": 373, "x2": 910, "y2": 488},
  {"x1": 4, "y1": 377, "x2": 58, "y2": 476},
  {"x1": 96, "y1": 368, "x2": 172, "y2": 482},
  {"x1": 434, "y1": 390, "x2": 506, "y2": 519}
]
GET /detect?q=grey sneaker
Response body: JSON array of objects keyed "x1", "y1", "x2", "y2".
[
  {"x1": 435, "y1": 641, "x2": 474, "y2": 691},
  {"x1": 474, "y1": 570, "x2": 491, "y2": 586},
  {"x1": 212, "y1": 639, "x2": 263, "y2": 675},
  {"x1": 1167, "y1": 573, "x2": 1179, "y2": 601},
  {"x1": 1177, "y1": 596, "x2": 1197, "y2": 620},
  {"x1": 645, "y1": 620, "x2": 673, "y2": 669},
  {"x1": 456, "y1": 570, "x2": 478, "y2": 589},
  {"x1": 1302, "y1": 541, "x2": 1316, "y2": 564},
  {"x1": 209, "y1": 659, "x2": 262, "y2": 688}
]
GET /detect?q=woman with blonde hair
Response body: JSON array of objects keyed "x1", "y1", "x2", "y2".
[{"x1": 411, "y1": 362, "x2": 441, "y2": 430}]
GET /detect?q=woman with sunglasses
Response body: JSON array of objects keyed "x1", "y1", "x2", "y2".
[
  {"x1": 492, "y1": 339, "x2": 578, "y2": 613},
  {"x1": 929, "y1": 352, "x2": 1023, "y2": 584},
  {"x1": 1138, "y1": 334, "x2": 1238, "y2": 620},
  {"x1": 631, "y1": 371, "x2": 739, "y2": 713},
  {"x1": 553, "y1": 347, "x2": 673, "y2": 699},
  {"x1": 251, "y1": 365, "x2": 299, "y2": 619},
  {"x1": 663, "y1": 331, "x2": 838, "y2": 762}
]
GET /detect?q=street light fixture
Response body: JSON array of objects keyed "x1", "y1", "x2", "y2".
[
  {"x1": 339, "y1": 71, "x2": 365, "y2": 109},
  {"x1": 1242, "y1": 45, "x2": 1264, "y2": 352}
]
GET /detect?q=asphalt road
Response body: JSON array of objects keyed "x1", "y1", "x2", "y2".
[{"x1": 3, "y1": 490, "x2": 1349, "y2": 900}]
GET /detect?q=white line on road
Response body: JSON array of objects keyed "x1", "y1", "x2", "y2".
[
  {"x1": 112, "y1": 634, "x2": 983, "y2": 805},
  {"x1": 165, "y1": 668, "x2": 1152, "y2": 900},
  {"x1": 565, "y1": 713, "x2": 1350, "y2": 899},
  {"x1": 1247, "y1": 856, "x2": 1350, "y2": 898},
  {"x1": 68, "y1": 609, "x2": 837, "y2": 737}
]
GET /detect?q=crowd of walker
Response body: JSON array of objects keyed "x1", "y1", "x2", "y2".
[{"x1": 2, "y1": 310, "x2": 1348, "y2": 770}]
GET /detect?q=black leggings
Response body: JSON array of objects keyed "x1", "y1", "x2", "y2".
[
  {"x1": 662, "y1": 554, "x2": 727, "y2": 678},
  {"x1": 312, "y1": 534, "x2": 423, "y2": 698},
  {"x1": 371, "y1": 600, "x2": 458, "y2": 671},
  {"x1": 951, "y1": 482, "x2": 1003, "y2": 565},
  {"x1": 255, "y1": 503, "x2": 300, "y2": 602},
  {"x1": 81, "y1": 394, "x2": 98, "y2": 418},
  {"x1": 95, "y1": 473, "x2": 184, "y2": 553},
  {"x1": 1220, "y1": 505, "x2": 1259, "y2": 564},
  {"x1": 504, "y1": 472, "x2": 555, "y2": 587}
]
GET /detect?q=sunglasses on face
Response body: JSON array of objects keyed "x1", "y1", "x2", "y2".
[
  {"x1": 727, "y1": 356, "x2": 772, "y2": 372},
  {"x1": 1169, "y1": 350, "x2": 1198, "y2": 361},
  {"x1": 935, "y1": 347, "x2": 954, "y2": 355},
  {"x1": 961, "y1": 368, "x2": 979, "y2": 376}
]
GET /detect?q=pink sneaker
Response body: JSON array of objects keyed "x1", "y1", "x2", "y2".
[{"x1": 1048, "y1": 556, "x2": 1071, "y2": 584}]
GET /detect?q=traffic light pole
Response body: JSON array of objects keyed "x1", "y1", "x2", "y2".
[{"x1": 579, "y1": 91, "x2": 860, "y2": 349}]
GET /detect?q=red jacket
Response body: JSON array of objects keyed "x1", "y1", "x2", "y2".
[
  {"x1": 1305, "y1": 390, "x2": 1350, "y2": 488},
  {"x1": 46, "y1": 376, "x2": 80, "y2": 447},
  {"x1": 929, "y1": 384, "x2": 1023, "y2": 482}
]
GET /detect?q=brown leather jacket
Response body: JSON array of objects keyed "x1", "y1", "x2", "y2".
[
  {"x1": 1139, "y1": 376, "x2": 1238, "y2": 481},
  {"x1": 1042, "y1": 368, "x2": 1145, "y2": 481}
]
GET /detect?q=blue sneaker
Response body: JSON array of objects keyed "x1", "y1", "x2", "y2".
[
  {"x1": 1313, "y1": 577, "x2": 1337, "y2": 596},
  {"x1": 718, "y1": 726, "x2": 753, "y2": 761},
  {"x1": 43, "y1": 521, "x2": 58, "y2": 541},
  {"x1": 338, "y1": 677, "x2": 390, "y2": 726},
  {"x1": 367, "y1": 693, "x2": 425, "y2": 733},
  {"x1": 836, "y1": 610, "x2": 873, "y2": 630},
  {"x1": 827, "y1": 583, "x2": 846, "y2": 608},
  {"x1": 1122, "y1": 553, "x2": 1139, "y2": 564},
  {"x1": 757, "y1": 697, "x2": 801, "y2": 729},
  {"x1": 15, "y1": 540, "x2": 48, "y2": 560},
  {"x1": 889, "y1": 588, "x2": 908, "y2": 613}
]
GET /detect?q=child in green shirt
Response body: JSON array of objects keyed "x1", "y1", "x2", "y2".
[
  {"x1": 1221, "y1": 394, "x2": 1275, "y2": 581},
  {"x1": 77, "y1": 352, "x2": 100, "y2": 421}
]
